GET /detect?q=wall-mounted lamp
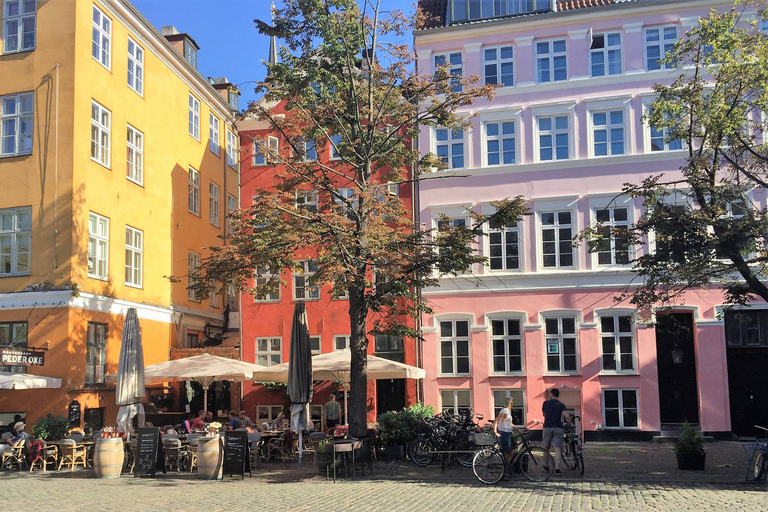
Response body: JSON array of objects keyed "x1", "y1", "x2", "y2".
[{"x1": 671, "y1": 347, "x2": 684, "y2": 365}]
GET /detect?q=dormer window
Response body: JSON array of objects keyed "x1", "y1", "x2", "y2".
[
  {"x1": 450, "y1": 0, "x2": 551, "y2": 24},
  {"x1": 183, "y1": 38, "x2": 197, "y2": 68},
  {"x1": 228, "y1": 90, "x2": 239, "y2": 111}
]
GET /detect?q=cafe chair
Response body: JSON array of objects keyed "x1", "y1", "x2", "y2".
[
  {"x1": 186, "y1": 434, "x2": 200, "y2": 472},
  {"x1": 126, "y1": 439, "x2": 138, "y2": 473},
  {"x1": 1, "y1": 439, "x2": 27, "y2": 470},
  {"x1": 58, "y1": 439, "x2": 87, "y2": 470},
  {"x1": 162, "y1": 437, "x2": 184, "y2": 471},
  {"x1": 27, "y1": 439, "x2": 52, "y2": 472},
  {"x1": 247, "y1": 432, "x2": 262, "y2": 467},
  {"x1": 67, "y1": 431, "x2": 84, "y2": 443},
  {"x1": 267, "y1": 432, "x2": 290, "y2": 461},
  {"x1": 308, "y1": 431, "x2": 327, "y2": 465}
]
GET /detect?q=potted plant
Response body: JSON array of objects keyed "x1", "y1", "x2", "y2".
[
  {"x1": 675, "y1": 421, "x2": 706, "y2": 470},
  {"x1": 377, "y1": 410, "x2": 413, "y2": 461},
  {"x1": 31, "y1": 414, "x2": 70, "y2": 441},
  {"x1": 315, "y1": 440, "x2": 335, "y2": 474}
]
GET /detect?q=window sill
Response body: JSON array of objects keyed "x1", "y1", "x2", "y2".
[
  {"x1": 90, "y1": 157, "x2": 111, "y2": 170},
  {"x1": 1, "y1": 48, "x2": 35, "y2": 56},
  {"x1": 602, "y1": 426, "x2": 640, "y2": 430},
  {"x1": 87, "y1": 274, "x2": 109, "y2": 281},
  {"x1": 190, "y1": 134, "x2": 201, "y2": 142},
  {"x1": 543, "y1": 372, "x2": 581, "y2": 377},
  {"x1": 254, "y1": 299, "x2": 281, "y2": 304},
  {"x1": 0, "y1": 272, "x2": 30, "y2": 278},
  {"x1": 92, "y1": 55, "x2": 111, "y2": 72},
  {"x1": 188, "y1": 211, "x2": 201, "y2": 217},
  {"x1": 127, "y1": 177, "x2": 144, "y2": 187},
  {"x1": 489, "y1": 373, "x2": 525, "y2": 378},
  {"x1": 0, "y1": 151, "x2": 33, "y2": 159},
  {"x1": 599, "y1": 371, "x2": 639, "y2": 376},
  {"x1": 125, "y1": 283, "x2": 143, "y2": 290},
  {"x1": 438, "y1": 374, "x2": 472, "y2": 378},
  {"x1": 293, "y1": 297, "x2": 321, "y2": 302}
]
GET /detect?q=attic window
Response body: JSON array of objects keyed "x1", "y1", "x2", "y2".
[
  {"x1": 450, "y1": 0, "x2": 552, "y2": 24},
  {"x1": 183, "y1": 38, "x2": 197, "y2": 68}
]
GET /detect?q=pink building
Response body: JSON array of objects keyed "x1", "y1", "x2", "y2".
[{"x1": 415, "y1": 0, "x2": 767, "y2": 439}]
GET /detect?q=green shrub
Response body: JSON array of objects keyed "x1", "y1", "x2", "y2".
[
  {"x1": 377, "y1": 403, "x2": 435, "y2": 445},
  {"x1": 406, "y1": 402, "x2": 435, "y2": 421},
  {"x1": 675, "y1": 421, "x2": 704, "y2": 454},
  {"x1": 31, "y1": 414, "x2": 70, "y2": 441}
]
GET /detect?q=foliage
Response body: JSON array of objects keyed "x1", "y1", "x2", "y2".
[
  {"x1": 261, "y1": 381, "x2": 287, "y2": 393},
  {"x1": 406, "y1": 402, "x2": 435, "y2": 421},
  {"x1": 675, "y1": 421, "x2": 704, "y2": 454},
  {"x1": 579, "y1": 1, "x2": 768, "y2": 312},
  {"x1": 30, "y1": 414, "x2": 70, "y2": 441},
  {"x1": 189, "y1": 0, "x2": 527, "y2": 437},
  {"x1": 377, "y1": 406, "x2": 428, "y2": 445}
]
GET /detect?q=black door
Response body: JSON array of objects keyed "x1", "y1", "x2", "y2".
[
  {"x1": 655, "y1": 312, "x2": 700, "y2": 424},
  {"x1": 376, "y1": 379, "x2": 406, "y2": 414}
]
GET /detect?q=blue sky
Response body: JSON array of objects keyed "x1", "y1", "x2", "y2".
[{"x1": 131, "y1": 0, "x2": 417, "y2": 107}]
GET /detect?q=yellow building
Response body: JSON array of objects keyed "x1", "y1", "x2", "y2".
[{"x1": 0, "y1": 0, "x2": 240, "y2": 430}]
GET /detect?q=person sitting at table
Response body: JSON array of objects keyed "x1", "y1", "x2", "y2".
[
  {"x1": 271, "y1": 412, "x2": 285, "y2": 430},
  {"x1": 205, "y1": 410, "x2": 214, "y2": 422},
  {"x1": 191, "y1": 410, "x2": 206, "y2": 431},
  {"x1": 228, "y1": 411, "x2": 242, "y2": 430},
  {"x1": 3, "y1": 422, "x2": 29, "y2": 453},
  {"x1": 238, "y1": 410, "x2": 255, "y2": 428}
]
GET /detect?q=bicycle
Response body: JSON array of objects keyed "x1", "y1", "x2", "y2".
[
  {"x1": 409, "y1": 411, "x2": 485, "y2": 468},
  {"x1": 561, "y1": 416, "x2": 584, "y2": 476},
  {"x1": 472, "y1": 429, "x2": 554, "y2": 484},
  {"x1": 743, "y1": 425, "x2": 768, "y2": 482}
]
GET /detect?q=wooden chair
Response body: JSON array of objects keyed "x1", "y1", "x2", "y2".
[
  {"x1": 267, "y1": 432, "x2": 290, "y2": 461},
  {"x1": 58, "y1": 439, "x2": 87, "y2": 470},
  {"x1": 28, "y1": 439, "x2": 57, "y2": 472},
  {"x1": 1, "y1": 438, "x2": 27, "y2": 470},
  {"x1": 186, "y1": 434, "x2": 200, "y2": 472},
  {"x1": 248, "y1": 432, "x2": 262, "y2": 467}
]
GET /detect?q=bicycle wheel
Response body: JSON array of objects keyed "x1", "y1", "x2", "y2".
[
  {"x1": 576, "y1": 452, "x2": 585, "y2": 476},
  {"x1": 409, "y1": 438, "x2": 435, "y2": 467},
  {"x1": 454, "y1": 439, "x2": 475, "y2": 468},
  {"x1": 561, "y1": 440, "x2": 577, "y2": 470},
  {"x1": 472, "y1": 448, "x2": 505, "y2": 485},
  {"x1": 520, "y1": 447, "x2": 554, "y2": 482},
  {"x1": 749, "y1": 451, "x2": 766, "y2": 481}
]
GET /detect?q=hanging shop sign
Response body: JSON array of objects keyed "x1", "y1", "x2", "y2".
[{"x1": 0, "y1": 348, "x2": 45, "y2": 366}]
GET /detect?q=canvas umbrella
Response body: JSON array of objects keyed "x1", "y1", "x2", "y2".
[
  {"x1": 115, "y1": 308, "x2": 146, "y2": 434},
  {"x1": 287, "y1": 302, "x2": 312, "y2": 465},
  {"x1": 0, "y1": 371, "x2": 61, "y2": 389}
]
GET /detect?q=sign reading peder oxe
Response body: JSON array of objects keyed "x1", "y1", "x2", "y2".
[{"x1": 0, "y1": 348, "x2": 46, "y2": 366}]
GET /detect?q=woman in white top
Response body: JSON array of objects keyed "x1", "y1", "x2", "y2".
[{"x1": 493, "y1": 396, "x2": 520, "y2": 463}]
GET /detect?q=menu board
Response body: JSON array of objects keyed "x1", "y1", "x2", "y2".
[
  {"x1": 222, "y1": 431, "x2": 251, "y2": 479},
  {"x1": 134, "y1": 427, "x2": 166, "y2": 477}
]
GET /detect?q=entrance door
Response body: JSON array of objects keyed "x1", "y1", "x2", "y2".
[
  {"x1": 655, "y1": 312, "x2": 699, "y2": 424},
  {"x1": 376, "y1": 379, "x2": 405, "y2": 414}
]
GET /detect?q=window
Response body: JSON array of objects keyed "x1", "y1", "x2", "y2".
[
  {"x1": 296, "y1": 189, "x2": 319, "y2": 213},
  {"x1": 434, "y1": 52, "x2": 462, "y2": 92},
  {"x1": 188, "y1": 94, "x2": 200, "y2": 139},
  {"x1": 590, "y1": 32, "x2": 622, "y2": 77},
  {"x1": 253, "y1": 136, "x2": 278, "y2": 165},
  {"x1": 440, "y1": 389, "x2": 471, "y2": 416},
  {"x1": 492, "y1": 389, "x2": 525, "y2": 425},
  {"x1": 484, "y1": 46, "x2": 514, "y2": 87},
  {"x1": 595, "y1": 207, "x2": 629, "y2": 265},
  {"x1": 309, "y1": 336, "x2": 321, "y2": 355},
  {"x1": 374, "y1": 334, "x2": 405, "y2": 362},
  {"x1": 592, "y1": 110, "x2": 625, "y2": 156},
  {"x1": 490, "y1": 318, "x2": 523, "y2": 374},
  {"x1": 0, "y1": 206, "x2": 30, "y2": 275},
  {"x1": 209, "y1": 181, "x2": 220, "y2": 227},
  {"x1": 544, "y1": 316, "x2": 578, "y2": 373},
  {"x1": 254, "y1": 265, "x2": 280, "y2": 302},
  {"x1": 188, "y1": 167, "x2": 200, "y2": 215},
  {"x1": 90, "y1": 101, "x2": 110, "y2": 167},
  {"x1": 485, "y1": 121, "x2": 515, "y2": 166},
  {"x1": 228, "y1": 90, "x2": 239, "y2": 111},
  {"x1": 124, "y1": 226, "x2": 142, "y2": 287},
  {"x1": 126, "y1": 125, "x2": 143, "y2": 185},
  {"x1": 293, "y1": 260, "x2": 320, "y2": 300},
  {"x1": 256, "y1": 337, "x2": 282, "y2": 366},
  {"x1": 488, "y1": 217, "x2": 519, "y2": 271},
  {"x1": 334, "y1": 188, "x2": 357, "y2": 220},
  {"x1": 92, "y1": 5, "x2": 111, "y2": 69},
  {"x1": 227, "y1": 194, "x2": 237, "y2": 235},
  {"x1": 87, "y1": 212, "x2": 109, "y2": 280},
  {"x1": 301, "y1": 139, "x2": 317, "y2": 161},
  {"x1": 0, "y1": 92, "x2": 33, "y2": 157},
  {"x1": 183, "y1": 39, "x2": 197, "y2": 68},
  {"x1": 209, "y1": 114, "x2": 220, "y2": 155},
  {"x1": 725, "y1": 310, "x2": 768, "y2": 347},
  {"x1": 540, "y1": 211, "x2": 574, "y2": 268},
  {"x1": 436, "y1": 128, "x2": 464, "y2": 168},
  {"x1": 600, "y1": 315, "x2": 635, "y2": 372},
  {"x1": 85, "y1": 323, "x2": 107, "y2": 385},
  {"x1": 187, "y1": 251, "x2": 200, "y2": 301},
  {"x1": 2, "y1": 0, "x2": 36, "y2": 53},
  {"x1": 186, "y1": 332, "x2": 199, "y2": 348},
  {"x1": 334, "y1": 335, "x2": 350, "y2": 351},
  {"x1": 439, "y1": 320, "x2": 470, "y2": 375},
  {"x1": 644, "y1": 26, "x2": 677, "y2": 70},
  {"x1": 0, "y1": 321, "x2": 27, "y2": 372},
  {"x1": 330, "y1": 133, "x2": 343, "y2": 160},
  {"x1": 127, "y1": 37, "x2": 143, "y2": 95},
  {"x1": 257, "y1": 405, "x2": 285, "y2": 422},
  {"x1": 227, "y1": 130, "x2": 237, "y2": 168},
  {"x1": 450, "y1": 0, "x2": 550, "y2": 22},
  {"x1": 536, "y1": 39, "x2": 567, "y2": 83},
  {"x1": 648, "y1": 106, "x2": 683, "y2": 152},
  {"x1": 537, "y1": 115, "x2": 569, "y2": 161},
  {"x1": 603, "y1": 389, "x2": 638, "y2": 428}
]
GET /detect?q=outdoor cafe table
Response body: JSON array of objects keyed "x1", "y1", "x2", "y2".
[{"x1": 329, "y1": 438, "x2": 362, "y2": 482}]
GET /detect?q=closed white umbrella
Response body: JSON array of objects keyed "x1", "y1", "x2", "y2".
[
  {"x1": 0, "y1": 371, "x2": 61, "y2": 389},
  {"x1": 287, "y1": 302, "x2": 312, "y2": 465},
  {"x1": 115, "y1": 308, "x2": 146, "y2": 434}
]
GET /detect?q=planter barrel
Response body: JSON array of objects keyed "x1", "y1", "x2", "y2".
[
  {"x1": 384, "y1": 444, "x2": 405, "y2": 462},
  {"x1": 93, "y1": 438, "x2": 125, "y2": 479},
  {"x1": 676, "y1": 451, "x2": 706, "y2": 470},
  {"x1": 197, "y1": 436, "x2": 222, "y2": 480}
]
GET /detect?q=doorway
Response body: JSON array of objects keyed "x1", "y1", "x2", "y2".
[
  {"x1": 376, "y1": 379, "x2": 405, "y2": 415},
  {"x1": 655, "y1": 312, "x2": 699, "y2": 424}
]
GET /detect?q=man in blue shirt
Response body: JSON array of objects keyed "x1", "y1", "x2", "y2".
[
  {"x1": 542, "y1": 388, "x2": 571, "y2": 475},
  {"x1": 228, "y1": 411, "x2": 242, "y2": 430}
]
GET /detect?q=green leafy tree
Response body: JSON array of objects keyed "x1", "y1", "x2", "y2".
[
  {"x1": 189, "y1": 0, "x2": 526, "y2": 436},
  {"x1": 582, "y1": 1, "x2": 768, "y2": 311}
]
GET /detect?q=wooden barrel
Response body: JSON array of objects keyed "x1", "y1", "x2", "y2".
[
  {"x1": 197, "y1": 436, "x2": 222, "y2": 480},
  {"x1": 93, "y1": 438, "x2": 125, "y2": 479}
]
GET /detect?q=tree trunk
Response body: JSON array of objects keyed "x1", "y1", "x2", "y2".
[{"x1": 348, "y1": 284, "x2": 369, "y2": 438}]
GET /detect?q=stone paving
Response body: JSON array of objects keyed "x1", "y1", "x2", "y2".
[{"x1": 1, "y1": 442, "x2": 765, "y2": 511}]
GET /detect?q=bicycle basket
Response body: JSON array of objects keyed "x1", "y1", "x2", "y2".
[{"x1": 470, "y1": 432, "x2": 497, "y2": 446}]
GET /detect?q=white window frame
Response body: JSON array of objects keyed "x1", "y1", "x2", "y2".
[
  {"x1": 487, "y1": 218, "x2": 521, "y2": 272},
  {"x1": 124, "y1": 225, "x2": 143, "y2": 288},
  {"x1": 254, "y1": 266, "x2": 280, "y2": 302},
  {"x1": 209, "y1": 114, "x2": 220, "y2": 156},
  {"x1": 488, "y1": 316, "x2": 524, "y2": 375},
  {"x1": 590, "y1": 31, "x2": 622, "y2": 77},
  {"x1": 227, "y1": 193, "x2": 237, "y2": 236},
  {"x1": 483, "y1": 45, "x2": 514, "y2": 87},
  {"x1": 2, "y1": 0, "x2": 36, "y2": 54},
  {"x1": 642, "y1": 98, "x2": 684, "y2": 153},
  {"x1": 435, "y1": 127, "x2": 465, "y2": 169},
  {"x1": 539, "y1": 209, "x2": 576, "y2": 270},
  {"x1": 309, "y1": 335, "x2": 321, "y2": 355},
  {"x1": 0, "y1": 206, "x2": 31, "y2": 276},
  {"x1": 542, "y1": 314, "x2": 579, "y2": 375},
  {"x1": 491, "y1": 389, "x2": 526, "y2": 427},
  {"x1": 301, "y1": 139, "x2": 317, "y2": 161},
  {"x1": 87, "y1": 212, "x2": 109, "y2": 280},
  {"x1": 592, "y1": 204, "x2": 631, "y2": 267},
  {"x1": 293, "y1": 260, "x2": 320, "y2": 300},
  {"x1": 535, "y1": 38, "x2": 567, "y2": 83},
  {"x1": 126, "y1": 124, "x2": 143, "y2": 185},
  {"x1": 602, "y1": 389, "x2": 640, "y2": 429},
  {"x1": 536, "y1": 114, "x2": 570, "y2": 162},
  {"x1": 0, "y1": 91, "x2": 33, "y2": 157},
  {"x1": 438, "y1": 318, "x2": 471, "y2": 376},
  {"x1": 254, "y1": 136, "x2": 278, "y2": 165},
  {"x1": 92, "y1": 4, "x2": 111, "y2": 70},
  {"x1": 440, "y1": 389, "x2": 471, "y2": 416},
  {"x1": 227, "y1": 129, "x2": 237, "y2": 168},
  {"x1": 188, "y1": 167, "x2": 200, "y2": 216},
  {"x1": 334, "y1": 335, "x2": 351, "y2": 351},
  {"x1": 188, "y1": 94, "x2": 200, "y2": 140},
  {"x1": 434, "y1": 52, "x2": 463, "y2": 92},
  {"x1": 330, "y1": 133, "x2": 343, "y2": 160},
  {"x1": 590, "y1": 109, "x2": 627, "y2": 157},
  {"x1": 296, "y1": 189, "x2": 319, "y2": 213},
  {"x1": 85, "y1": 322, "x2": 107, "y2": 385},
  {"x1": 127, "y1": 36, "x2": 143, "y2": 96},
  {"x1": 644, "y1": 25, "x2": 678, "y2": 71},
  {"x1": 187, "y1": 251, "x2": 200, "y2": 301},
  {"x1": 597, "y1": 311, "x2": 637, "y2": 374},
  {"x1": 256, "y1": 337, "x2": 282, "y2": 366},
  {"x1": 90, "y1": 100, "x2": 110, "y2": 167},
  {"x1": 484, "y1": 120, "x2": 516, "y2": 167},
  {"x1": 209, "y1": 181, "x2": 220, "y2": 228}
]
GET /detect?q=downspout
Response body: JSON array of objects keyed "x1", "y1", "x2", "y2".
[{"x1": 54, "y1": 63, "x2": 59, "y2": 273}]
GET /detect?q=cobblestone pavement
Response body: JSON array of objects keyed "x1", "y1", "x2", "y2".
[{"x1": 2, "y1": 442, "x2": 765, "y2": 511}]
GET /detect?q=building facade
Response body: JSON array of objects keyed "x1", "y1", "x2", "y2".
[
  {"x1": 0, "y1": 0, "x2": 238, "y2": 430},
  {"x1": 415, "y1": 0, "x2": 767, "y2": 438}
]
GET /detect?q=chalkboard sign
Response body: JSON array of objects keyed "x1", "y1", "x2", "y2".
[
  {"x1": 68, "y1": 400, "x2": 81, "y2": 428},
  {"x1": 134, "y1": 427, "x2": 166, "y2": 477},
  {"x1": 222, "y1": 431, "x2": 251, "y2": 479}
]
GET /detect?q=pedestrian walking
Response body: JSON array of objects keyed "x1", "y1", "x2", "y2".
[{"x1": 541, "y1": 388, "x2": 571, "y2": 475}]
